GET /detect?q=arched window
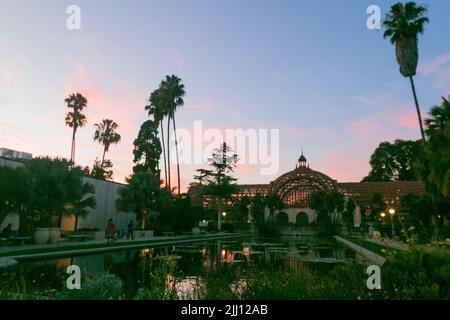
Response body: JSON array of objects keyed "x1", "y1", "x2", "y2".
[
  {"x1": 296, "y1": 212, "x2": 309, "y2": 225},
  {"x1": 276, "y1": 212, "x2": 289, "y2": 225}
]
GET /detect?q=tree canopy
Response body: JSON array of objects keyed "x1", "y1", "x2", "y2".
[
  {"x1": 132, "y1": 120, "x2": 162, "y2": 176},
  {"x1": 362, "y1": 139, "x2": 422, "y2": 182}
]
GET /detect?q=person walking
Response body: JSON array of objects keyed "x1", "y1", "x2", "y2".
[
  {"x1": 105, "y1": 218, "x2": 117, "y2": 243},
  {"x1": 127, "y1": 220, "x2": 134, "y2": 240}
]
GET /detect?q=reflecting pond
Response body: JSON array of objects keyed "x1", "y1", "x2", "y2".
[{"x1": 1, "y1": 235, "x2": 370, "y2": 299}]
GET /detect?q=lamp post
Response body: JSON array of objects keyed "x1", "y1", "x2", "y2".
[{"x1": 388, "y1": 208, "x2": 396, "y2": 239}]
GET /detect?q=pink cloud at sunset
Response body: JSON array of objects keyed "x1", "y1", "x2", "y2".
[
  {"x1": 315, "y1": 154, "x2": 368, "y2": 182},
  {"x1": 418, "y1": 52, "x2": 450, "y2": 91}
]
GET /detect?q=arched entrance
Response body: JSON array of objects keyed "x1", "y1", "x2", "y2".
[
  {"x1": 296, "y1": 212, "x2": 309, "y2": 225},
  {"x1": 276, "y1": 212, "x2": 289, "y2": 225}
]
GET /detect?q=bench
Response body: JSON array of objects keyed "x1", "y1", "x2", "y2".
[
  {"x1": 66, "y1": 234, "x2": 91, "y2": 242},
  {"x1": 12, "y1": 236, "x2": 32, "y2": 246},
  {"x1": 438, "y1": 240, "x2": 450, "y2": 248},
  {"x1": 0, "y1": 238, "x2": 10, "y2": 246},
  {"x1": 0, "y1": 236, "x2": 31, "y2": 246}
]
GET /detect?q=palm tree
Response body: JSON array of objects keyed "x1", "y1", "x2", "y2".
[
  {"x1": 65, "y1": 93, "x2": 87, "y2": 164},
  {"x1": 146, "y1": 89, "x2": 169, "y2": 187},
  {"x1": 422, "y1": 96, "x2": 450, "y2": 197},
  {"x1": 264, "y1": 193, "x2": 284, "y2": 221},
  {"x1": 93, "y1": 119, "x2": 121, "y2": 168},
  {"x1": 160, "y1": 75, "x2": 186, "y2": 195},
  {"x1": 383, "y1": 2, "x2": 429, "y2": 141}
]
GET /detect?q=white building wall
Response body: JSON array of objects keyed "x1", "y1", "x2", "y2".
[
  {"x1": 77, "y1": 177, "x2": 135, "y2": 231},
  {"x1": 275, "y1": 208, "x2": 317, "y2": 223},
  {"x1": 0, "y1": 157, "x2": 135, "y2": 232}
]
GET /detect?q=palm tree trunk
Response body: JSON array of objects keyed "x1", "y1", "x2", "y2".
[
  {"x1": 217, "y1": 196, "x2": 222, "y2": 232},
  {"x1": 160, "y1": 122, "x2": 168, "y2": 187},
  {"x1": 166, "y1": 116, "x2": 171, "y2": 189},
  {"x1": 101, "y1": 147, "x2": 107, "y2": 168},
  {"x1": 71, "y1": 128, "x2": 76, "y2": 164},
  {"x1": 409, "y1": 76, "x2": 425, "y2": 141},
  {"x1": 74, "y1": 214, "x2": 79, "y2": 231},
  {"x1": 172, "y1": 113, "x2": 181, "y2": 195}
]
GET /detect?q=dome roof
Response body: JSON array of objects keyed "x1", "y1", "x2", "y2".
[
  {"x1": 270, "y1": 165, "x2": 337, "y2": 207},
  {"x1": 297, "y1": 150, "x2": 308, "y2": 167}
]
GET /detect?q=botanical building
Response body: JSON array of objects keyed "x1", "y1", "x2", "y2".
[{"x1": 188, "y1": 153, "x2": 424, "y2": 226}]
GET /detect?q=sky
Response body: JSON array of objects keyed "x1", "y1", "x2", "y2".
[{"x1": 1, "y1": 0, "x2": 449, "y2": 191}]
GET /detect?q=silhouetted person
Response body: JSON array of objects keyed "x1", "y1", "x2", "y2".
[
  {"x1": 127, "y1": 220, "x2": 134, "y2": 240},
  {"x1": 1, "y1": 223, "x2": 13, "y2": 239},
  {"x1": 105, "y1": 219, "x2": 117, "y2": 243}
]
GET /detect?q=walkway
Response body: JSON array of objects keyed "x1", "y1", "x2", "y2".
[
  {"x1": 335, "y1": 236, "x2": 386, "y2": 265},
  {"x1": 0, "y1": 233, "x2": 250, "y2": 261},
  {"x1": 366, "y1": 237, "x2": 450, "y2": 253},
  {"x1": 366, "y1": 238, "x2": 408, "y2": 251}
]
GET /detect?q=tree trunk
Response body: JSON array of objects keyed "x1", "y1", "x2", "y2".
[
  {"x1": 217, "y1": 196, "x2": 222, "y2": 232},
  {"x1": 101, "y1": 147, "x2": 107, "y2": 168},
  {"x1": 172, "y1": 113, "x2": 181, "y2": 195},
  {"x1": 409, "y1": 76, "x2": 425, "y2": 141},
  {"x1": 141, "y1": 210, "x2": 146, "y2": 229},
  {"x1": 166, "y1": 116, "x2": 171, "y2": 189},
  {"x1": 160, "y1": 122, "x2": 168, "y2": 187},
  {"x1": 71, "y1": 128, "x2": 76, "y2": 164}
]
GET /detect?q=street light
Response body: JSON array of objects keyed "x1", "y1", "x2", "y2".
[
  {"x1": 389, "y1": 208, "x2": 396, "y2": 239},
  {"x1": 222, "y1": 212, "x2": 227, "y2": 217},
  {"x1": 380, "y1": 212, "x2": 386, "y2": 218}
]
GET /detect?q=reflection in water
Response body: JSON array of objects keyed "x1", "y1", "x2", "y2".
[{"x1": 4, "y1": 235, "x2": 362, "y2": 298}]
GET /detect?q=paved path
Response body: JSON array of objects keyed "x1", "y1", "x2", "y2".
[
  {"x1": 0, "y1": 235, "x2": 174, "y2": 254},
  {"x1": 0, "y1": 233, "x2": 250, "y2": 261},
  {"x1": 335, "y1": 236, "x2": 386, "y2": 265},
  {"x1": 366, "y1": 238, "x2": 448, "y2": 253},
  {"x1": 365, "y1": 238, "x2": 408, "y2": 251}
]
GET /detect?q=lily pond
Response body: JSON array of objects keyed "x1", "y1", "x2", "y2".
[{"x1": 1, "y1": 235, "x2": 374, "y2": 300}]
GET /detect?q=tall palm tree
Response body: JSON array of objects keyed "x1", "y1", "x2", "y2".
[
  {"x1": 65, "y1": 93, "x2": 87, "y2": 164},
  {"x1": 93, "y1": 119, "x2": 121, "y2": 168},
  {"x1": 146, "y1": 88, "x2": 169, "y2": 187},
  {"x1": 160, "y1": 75, "x2": 186, "y2": 195},
  {"x1": 383, "y1": 2, "x2": 429, "y2": 141}
]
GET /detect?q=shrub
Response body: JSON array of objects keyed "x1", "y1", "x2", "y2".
[
  {"x1": 381, "y1": 249, "x2": 450, "y2": 299},
  {"x1": 221, "y1": 222, "x2": 234, "y2": 233},
  {"x1": 206, "y1": 221, "x2": 218, "y2": 232},
  {"x1": 56, "y1": 273, "x2": 123, "y2": 300}
]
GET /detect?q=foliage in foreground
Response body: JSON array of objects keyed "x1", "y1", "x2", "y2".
[{"x1": 4, "y1": 248, "x2": 449, "y2": 300}]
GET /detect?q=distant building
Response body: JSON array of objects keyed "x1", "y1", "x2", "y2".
[
  {"x1": 188, "y1": 152, "x2": 424, "y2": 227},
  {"x1": 0, "y1": 156, "x2": 134, "y2": 232},
  {"x1": 0, "y1": 148, "x2": 32, "y2": 160}
]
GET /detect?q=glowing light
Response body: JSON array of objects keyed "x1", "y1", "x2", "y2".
[
  {"x1": 380, "y1": 212, "x2": 386, "y2": 218},
  {"x1": 388, "y1": 208, "x2": 395, "y2": 215}
]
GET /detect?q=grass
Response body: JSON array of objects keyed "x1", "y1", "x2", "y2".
[{"x1": 341, "y1": 235, "x2": 401, "y2": 257}]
